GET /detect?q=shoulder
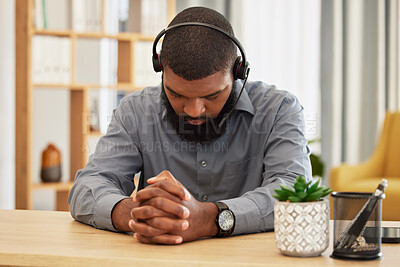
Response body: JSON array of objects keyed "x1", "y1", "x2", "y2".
[
  {"x1": 119, "y1": 84, "x2": 162, "y2": 114},
  {"x1": 246, "y1": 81, "x2": 301, "y2": 114},
  {"x1": 109, "y1": 85, "x2": 162, "y2": 130},
  {"x1": 120, "y1": 85, "x2": 161, "y2": 106}
]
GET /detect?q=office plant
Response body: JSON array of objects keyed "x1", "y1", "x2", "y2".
[{"x1": 273, "y1": 175, "x2": 332, "y2": 257}]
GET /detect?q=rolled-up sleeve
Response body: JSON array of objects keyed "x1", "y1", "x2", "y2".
[
  {"x1": 222, "y1": 94, "x2": 312, "y2": 235},
  {"x1": 68, "y1": 100, "x2": 143, "y2": 231}
]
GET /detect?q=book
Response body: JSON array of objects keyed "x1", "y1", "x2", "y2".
[
  {"x1": 32, "y1": 35, "x2": 44, "y2": 83},
  {"x1": 72, "y1": 0, "x2": 101, "y2": 32},
  {"x1": 133, "y1": 41, "x2": 161, "y2": 88},
  {"x1": 72, "y1": 0, "x2": 85, "y2": 32},
  {"x1": 33, "y1": 0, "x2": 44, "y2": 29},
  {"x1": 104, "y1": 0, "x2": 119, "y2": 34},
  {"x1": 126, "y1": 0, "x2": 168, "y2": 34},
  {"x1": 32, "y1": 36, "x2": 71, "y2": 84},
  {"x1": 45, "y1": 0, "x2": 71, "y2": 30}
]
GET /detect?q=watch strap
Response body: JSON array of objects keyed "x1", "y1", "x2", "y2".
[{"x1": 215, "y1": 201, "x2": 228, "y2": 212}]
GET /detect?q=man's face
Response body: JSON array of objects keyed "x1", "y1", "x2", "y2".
[{"x1": 162, "y1": 67, "x2": 236, "y2": 143}]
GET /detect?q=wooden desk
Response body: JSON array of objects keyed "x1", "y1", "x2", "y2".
[{"x1": 0, "y1": 210, "x2": 399, "y2": 266}]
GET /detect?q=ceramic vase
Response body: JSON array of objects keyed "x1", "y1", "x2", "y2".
[
  {"x1": 40, "y1": 143, "x2": 62, "y2": 183},
  {"x1": 274, "y1": 198, "x2": 330, "y2": 257}
]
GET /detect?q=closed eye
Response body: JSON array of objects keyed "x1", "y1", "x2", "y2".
[
  {"x1": 205, "y1": 95, "x2": 219, "y2": 101},
  {"x1": 170, "y1": 91, "x2": 183, "y2": 98},
  {"x1": 165, "y1": 84, "x2": 222, "y2": 101}
]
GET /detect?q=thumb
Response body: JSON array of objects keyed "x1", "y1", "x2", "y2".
[{"x1": 147, "y1": 170, "x2": 182, "y2": 186}]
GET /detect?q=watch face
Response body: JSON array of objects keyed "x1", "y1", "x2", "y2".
[{"x1": 218, "y1": 210, "x2": 234, "y2": 231}]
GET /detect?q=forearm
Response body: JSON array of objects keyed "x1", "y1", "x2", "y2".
[
  {"x1": 112, "y1": 198, "x2": 139, "y2": 232},
  {"x1": 69, "y1": 172, "x2": 132, "y2": 231}
]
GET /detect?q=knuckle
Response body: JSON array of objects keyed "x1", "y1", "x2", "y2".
[
  {"x1": 130, "y1": 210, "x2": 136, "y2": 219},
  {"x1": 139, "y1": 224, "x2": 157, "y2": 236},
  {"x1": 173, "y1": 221, "x2": 182, "y2": 229},
  {"x1": 176, "y1": 206, "x2": 184, "y2": 215},
  {"x1": 160, "y1": 170, "x2": 170, "y2": 176},
  {"x1": 135, "y1": 191, "x2": 146, "y2": 201},
  {"x1": 142, "y1": 207, "x2": 153, "y2": 217},
  {"x1": 144, "y1": 228, "x2": 156, "y2": 236},
  {"x1": 157, "y1": 180, "x2": 168, "y2": 187},
  {"x1": 151, "y1": 219, "x2": 163, "y2": 229},
  {"x1": 154, "y1": 197, "x2": 164, "y2": 208}
]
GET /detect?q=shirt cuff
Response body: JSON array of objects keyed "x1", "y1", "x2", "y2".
[
  {"x1": 94, "y1": 193, "x2": 129, "y2": 232},
  {"x1": 222, "y1": 197, "x2": 274, "y2": 235}
]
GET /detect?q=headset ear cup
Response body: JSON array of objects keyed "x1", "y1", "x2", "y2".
[
  {"x1": 152, "y1": 54, "x2": 163, "y2": 72},
  {"x1": 233, "y1": 56, "x2": 248, "y2": 80},
  {"x1": 232, "y1": 57, "x2": 241, "y2": 80},
  {"x1": 238, "y1": 61, "x2": 249, "y2": 80}
]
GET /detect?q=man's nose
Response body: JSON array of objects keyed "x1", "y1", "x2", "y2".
[{"x1": 183, "y1": 98, "x2": 206, "y2": 118}]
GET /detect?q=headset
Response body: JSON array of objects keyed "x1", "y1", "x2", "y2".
[
  {"x1": 152, "y1": 22, "x2": 251, "y2": 128},
  {"x1": 152, "y1": 22, "x2": 249, "y2": 80}
]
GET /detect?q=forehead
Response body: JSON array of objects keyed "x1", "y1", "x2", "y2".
[{"x1": 163, "y1": 67, "x2": 232, "y2": 97}]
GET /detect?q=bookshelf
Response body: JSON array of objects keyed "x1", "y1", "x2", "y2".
[{"x1": 15, "y1": 0, "x2": 176, "y2": 211}]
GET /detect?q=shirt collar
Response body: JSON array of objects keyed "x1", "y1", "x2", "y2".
[{"x1": 232, "y1": 80, "x2": 255, "y2": 116}]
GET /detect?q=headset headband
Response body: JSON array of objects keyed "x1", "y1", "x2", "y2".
[{"x1": 152, "y1": 22, "x2": 249, "y2": 80}]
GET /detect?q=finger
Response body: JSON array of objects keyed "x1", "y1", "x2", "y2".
[
  {"x1": 134, "y1": 233, "x2": 183, "y2": 245},
  {"x1": 144, "y1": 197, "x2": 190, "y2": 219},
  {"x1": 139, "y1": 180, "x2": 191, "y2": 202},
  {"x1": 147, "y1": 170, "x2": 180, "y2": 185},
  {"x1": 134, "y1": 186, "x2": 183, "y2": 204},
  {"x1": 130, "y1": 205, "x2": 173, "y2": 220},
  {"x1": 128, "y1": 219, "x2": 167, "y2": 237},
  {"x1": 147, "y1": 176, "x2": 177, "y2": 184},
  {"x1": 147, "y1": 172, "x2": 192, "y2": 201},
  {"x1": 145, "y1": 217, "x2": 189, "y2": 231}
]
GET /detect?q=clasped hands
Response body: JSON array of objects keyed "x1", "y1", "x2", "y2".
[{"x1": 129, "y1": 171, "x2": 217, "y2": 244}]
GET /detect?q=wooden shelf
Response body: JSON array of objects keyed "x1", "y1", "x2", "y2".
[
  {"x1": 33, "y1": 83, "x2": 85, "y2": 89},
  {"x1": 32, "y1": 29, "x2": 73, "y2": 37},
  {"x1": 33, "y1": 83, "x2": 139, "y2": 91},
  {"x1": 33, "y1": 29, "x2": 155, "y2": 41},
  {"x1": 15, "y1": 0, "x2": 176, "y2": 212}
]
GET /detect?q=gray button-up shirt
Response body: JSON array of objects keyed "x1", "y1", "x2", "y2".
[{"x1": 68, "y1": 80, "x2": 312, "y2": 235}]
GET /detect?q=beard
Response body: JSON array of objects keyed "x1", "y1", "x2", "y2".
[{"x1": 161, "y1": 81, "x2": 237, "y2": 143}]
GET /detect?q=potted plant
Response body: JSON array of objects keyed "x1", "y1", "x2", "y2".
[{"x1": 273, "y1": 176, "x2": 332, "y2": 257}]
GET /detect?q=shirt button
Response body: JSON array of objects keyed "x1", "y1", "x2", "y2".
[
  {"x1": 202, "y1": 195, "x2": 208, "y2": 201},
  {"x1": 201, "y1": 160, "x2": 207, "y2": 167}
]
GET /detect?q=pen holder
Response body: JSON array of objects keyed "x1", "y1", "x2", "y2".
[{"x1": 331, "y1": 192, "x2": 383, "y2": 260}]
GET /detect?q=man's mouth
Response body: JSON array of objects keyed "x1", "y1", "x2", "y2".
[{"x1": 185, "y1": 118, "x2": 206, "y2": 125}]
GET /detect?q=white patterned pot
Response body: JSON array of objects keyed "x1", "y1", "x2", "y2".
[{"x1": 274, "y1": 198, "x2": 329, "y2": 257}]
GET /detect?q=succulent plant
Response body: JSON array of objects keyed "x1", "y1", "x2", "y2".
[{"x1": 272, "y1": 175, "x2": 332, "y2": 202}]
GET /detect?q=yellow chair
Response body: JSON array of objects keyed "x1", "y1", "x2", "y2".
[{"x1": 330, "y1": 111, "x2": 400, "y2": 221}]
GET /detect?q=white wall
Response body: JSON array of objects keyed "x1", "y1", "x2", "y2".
[
  {"x1": 0, "y1": 0, "x2": 15, "y2": 209},
  {"x1": 231, "y1": 0, "x2": 321, "y2": 143}
]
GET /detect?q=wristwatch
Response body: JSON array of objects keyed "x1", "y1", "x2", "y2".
[{"x1": 214, "y1": 201, "x2": 235, "y2": 237}]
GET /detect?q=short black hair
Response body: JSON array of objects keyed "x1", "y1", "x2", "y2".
[{"x1": 161, "y1": 7, "x2": 237, "y2": 81}]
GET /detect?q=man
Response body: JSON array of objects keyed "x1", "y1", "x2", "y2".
[{"x1": 69, "y1": 7, "x2": 311, "y2": 245}]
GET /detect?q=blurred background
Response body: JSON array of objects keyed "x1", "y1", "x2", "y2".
[{"x1": 1, "y1": 0, "x2": 399, "y2": 210}]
